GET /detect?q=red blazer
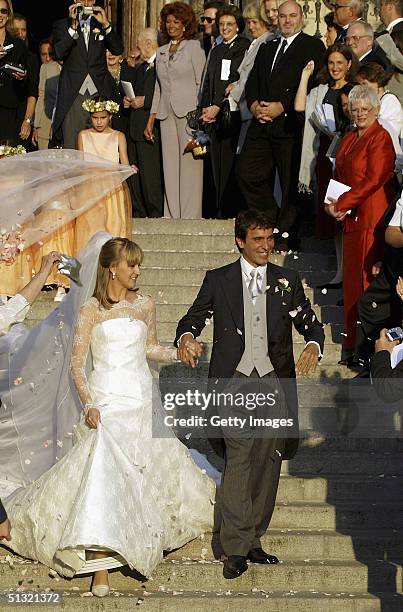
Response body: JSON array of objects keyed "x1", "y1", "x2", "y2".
[{"x1": 335, "y1": 121, "x2": 395, "y2": 233}]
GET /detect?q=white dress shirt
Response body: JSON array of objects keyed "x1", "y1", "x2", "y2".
[
  {"x1": 271, "y1": 30, "x2": 302, "y2": 70},
  {"x1": 389, "y1": 193, "x2": 403, "y2": 228},
  {"x1": 387, "y1": 17, "x2": 403, "y2": 32},
  {"x1": 240, "y1": 256, "x2": 266, "y2": 297}
]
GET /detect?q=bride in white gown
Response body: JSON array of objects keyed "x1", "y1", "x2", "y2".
[{"x1": 3, "y1": 236, "x2": 215, "y2": 595}]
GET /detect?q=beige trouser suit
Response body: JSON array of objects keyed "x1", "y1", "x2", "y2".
[{"x1": 151, "y1": 39, "x2": 205, "y2": 219}]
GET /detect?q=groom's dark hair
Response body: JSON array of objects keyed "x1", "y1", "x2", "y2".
[{"x1": 235, "y1": 209, "x2": 274, "y2": 251}]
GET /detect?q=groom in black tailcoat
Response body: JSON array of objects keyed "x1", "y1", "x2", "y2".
[
  {"x1": 52, "y1": 0, "x2": 123, "y2": 148},
  {"x1": 175, "y1": 209, "x2": 325, "y2": 579}
]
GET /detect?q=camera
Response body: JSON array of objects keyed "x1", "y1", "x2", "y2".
[
  {"x1": 386, "y1": 327, "x2": 403, "y2": 342},
  {"x1": 83, "y1": 6, "x2": 94, "y2": 15},
  {"x1": 76, "y1": 3, "x2": 84, "y2": 18}
]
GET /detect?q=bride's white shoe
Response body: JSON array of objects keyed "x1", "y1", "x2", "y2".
[{"x1": 91, "y1": 584, "x2": 110, "y2": 597}]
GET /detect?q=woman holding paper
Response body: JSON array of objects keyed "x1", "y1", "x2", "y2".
[
  {"x1": 296, "y1": 45, "x2": 358, "y2": 285},
  {"x1": 325, "y1": 85, "x2": 397, "y2": 365}
]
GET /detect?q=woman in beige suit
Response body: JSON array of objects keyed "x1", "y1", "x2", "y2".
[{"x1": 145, "y1": 2, "x2": 205, "y2": 219}]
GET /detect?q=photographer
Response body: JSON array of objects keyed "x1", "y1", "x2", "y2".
[
  {"x1": 371, "y1": 285, "x2": 403, "y2": 401},
  {"x1": 10, "y1": 13, "x2": 39, "y2": 148},
  {"x1": 52, "y1": 0, "x2": 123, "y2": 149}
]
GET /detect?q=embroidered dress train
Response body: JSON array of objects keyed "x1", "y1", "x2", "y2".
[{"x1": 4, "y1": 294, "x2": 215, "y2": 578}]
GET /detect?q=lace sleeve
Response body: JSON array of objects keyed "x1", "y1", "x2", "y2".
[
  {"x1": 145, "y1": 296, "x2": 178, "y2": 363},
  {"x1": 71, "y1": 299, "x2": 96, "y2": 412}
]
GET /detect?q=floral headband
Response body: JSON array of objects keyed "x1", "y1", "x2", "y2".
[
  {"x1": 82, "y1": 99, "x2": 120, "y2": 114},
  {"x1": 0, "y1": 145, "x2": 26, "y2": 158}
]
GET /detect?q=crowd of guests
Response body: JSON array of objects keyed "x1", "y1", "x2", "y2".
[{"x1": 0, "y1": 0, "x2": 403, "y2": 368}]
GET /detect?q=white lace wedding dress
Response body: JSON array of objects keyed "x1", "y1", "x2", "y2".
[{"x1": 4, "y1": 295, "x2": 215, "y2": 578}]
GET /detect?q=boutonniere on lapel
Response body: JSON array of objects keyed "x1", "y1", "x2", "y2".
[
  {"x1": 146, "y1": 61, "x2": 155, "y2": 71},
  {"x1": 276, "y1": 277, "x2": 291, "y2": 296},
  {"x1": 93, "y1": 28, "x2": 104, "y2": 41}
]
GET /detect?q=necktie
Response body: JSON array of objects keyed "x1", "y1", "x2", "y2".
[
  {"x1": 271, "y1": 39, "x2": 287, "y2": 73},
  {"x1": 81, "y1": 21, "x2": 90, "y2": 49},
  {"x1": 248, "y1": 269, "x2": 261, "y2": 299}
]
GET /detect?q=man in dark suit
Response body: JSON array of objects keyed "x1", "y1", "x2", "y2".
[
  {"x1": 355, "y1": 195, "x2": 403, "y2": 365},
  {"x1": 175, "y1": 209, "x2": 325, "y2": 579},
  {"x1": 371, "y1": 327, "x2": 403, "y2": 402},
  {"x1": 379, "y1": 0, "x2": 403, "y2": 34},
  {"x1": 334, "y1": 0, "x2": 364, "y2": 43},
  {"x1": 346, "y1": 21, "x2": 393, "y2": 72},
  {"x1": 236, "y1": 0, "x2": 325, "y2": 251},
  {"x1": 52, "y1": 1, "x2": 123, "y2": 149},
  {"x1": 0, "y1": 500, "x2": 11, "y2": 542},
  {"x1": 124, "y1": 28, "x2": 163, "y2": 218}
]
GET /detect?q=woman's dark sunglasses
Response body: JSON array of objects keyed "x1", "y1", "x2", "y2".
[
  {"x1": 0, "y1": 8, "x2": 10, "y2": 14},
  {"x1": 200, "y1": 16, "x2": 214, "y2": 23}
]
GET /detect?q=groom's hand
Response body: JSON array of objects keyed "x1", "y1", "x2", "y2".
[
  {"x1": 296, "y1": 344, "x2": 319, "y2": 376},
  {"x1": 178, "y1": 333, "x2": 203, "y2": 368}
]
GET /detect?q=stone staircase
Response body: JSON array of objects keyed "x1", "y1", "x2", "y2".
[{"x1": 1, "y1": 219, "x2": 402, "y2": 611}]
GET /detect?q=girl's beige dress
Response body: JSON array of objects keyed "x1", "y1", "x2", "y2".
[{"x1": 75, "y1": 130, "x2": 132, "y2": 253}]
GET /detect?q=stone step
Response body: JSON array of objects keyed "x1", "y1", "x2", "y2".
[
  {"x1": 140, "y1": 250, "x2": 336, "y2": 272},
  {"x1": 133, "y1": 218, "x2": 235, "y2": 235},
  {"x1": 282, "y1": 452, "x2": 403, "y2": 476},
  {"x1": 136, "y1": 268, "x2": 335, "y2": 287},
  {"x1": 27, "y1": 294, "x2": 344, "y2": 327},
  {"x1": 130, "y1": 302, "x2": 343, "y2": 325},
  {"x1": 135, "y1": 235, "x2": 336, "y2": 263},
  {"x1": 143, "y1": 321, "x2": 343, "y2": 344},
  {"x1": 131, "y1": 285, "x2": 343, "y2": 307},
  {"x1": 0, "y1": 557, "x2": 401, "y2": 594},
  {"x1": 26, "y1": 304, "x2": 343, "y2": 343},
  {"x1": 270, "y1": 501, "x2": 403, "y2": 531},
  {"x1": 166, "y1": 528, "x2": 403, "y2": 562},
  {"x1": 276, "y1": 475, "x2": 403, "y2": 503},
  {"x1": 1, "y1": 589, "x2": 402, "y2": 611}
]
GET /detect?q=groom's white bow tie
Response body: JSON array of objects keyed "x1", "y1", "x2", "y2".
[{"x1": 248, "y1": 269, "x2": 262, "y2": 299}]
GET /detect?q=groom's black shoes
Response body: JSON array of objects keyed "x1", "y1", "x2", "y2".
[
  {"x1": 247, "y1": 547, "x2": 279, "y2": 564},
  {"x1": 223, "y1": 555, "x2": 248, "y2": 579}
]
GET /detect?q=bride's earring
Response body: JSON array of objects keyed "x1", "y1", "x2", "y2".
[{"x1": 111, "y1": 272, "x2": 116, "y2": 280}]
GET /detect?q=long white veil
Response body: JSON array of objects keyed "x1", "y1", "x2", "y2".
[
  {"x1": 0, "y1": 150, "x2": 134, "y2": 253},
  {"x1": 0, "y1": 232, "x2": 112, "y2": 497}
]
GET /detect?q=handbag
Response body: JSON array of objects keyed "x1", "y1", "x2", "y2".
[
  {"x1": 186, "y1": 109, "x2": 202, "y2": 131},
  {"x1": 216, "y1": 98, "x2": 232, "y2": 134}
]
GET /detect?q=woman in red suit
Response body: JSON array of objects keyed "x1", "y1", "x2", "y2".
[{"x1": 326, "y1": 84, "x2": 397, "y2": 364}]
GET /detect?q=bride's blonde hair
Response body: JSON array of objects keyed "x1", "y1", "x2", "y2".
[{"x1": 93, "y1": 237, "x2": 144, "y2": 309}]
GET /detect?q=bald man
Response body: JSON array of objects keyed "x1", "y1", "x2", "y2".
[{"x1": 237, "y1": 1, "x2": 325, "y2": 252}]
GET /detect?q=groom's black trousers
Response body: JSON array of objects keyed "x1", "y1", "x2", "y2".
[{"x1": 214, "y1": 370, "x2": 285, "y2": 556}]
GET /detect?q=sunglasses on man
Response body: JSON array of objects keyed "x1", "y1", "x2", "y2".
[{"x1": 200, "y1": 15, "x2": 214, "y2": 23}]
